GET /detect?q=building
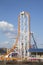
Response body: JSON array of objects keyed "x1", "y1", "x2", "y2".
[
  {"x1": 28, "y1": 48, "x2": 43, "y2": 58},
  {"x1": 0, "y1": 48, "x2": 7, "y2": 55}
]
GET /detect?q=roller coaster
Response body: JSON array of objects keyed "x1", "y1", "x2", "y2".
[{"x1": 0, "y1": 11, "x2": 40, "y2": 62}]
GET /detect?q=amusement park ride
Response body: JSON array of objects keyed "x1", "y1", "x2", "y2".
[{"x1": 0, "y1": 11, "x2": 38, "y2": 61}]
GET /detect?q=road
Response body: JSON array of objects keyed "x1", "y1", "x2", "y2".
[{"x1": 0, "y1": 61, "x2": 43, "y2": 65}]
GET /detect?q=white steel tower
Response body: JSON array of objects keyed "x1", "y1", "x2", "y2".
[{"x1": 18, "y1": 11, "x2": 30, "y2": 59}]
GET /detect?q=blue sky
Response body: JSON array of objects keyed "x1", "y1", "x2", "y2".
[{"x1": 0, "y1": 0, "x2": 43, "y2": 48}]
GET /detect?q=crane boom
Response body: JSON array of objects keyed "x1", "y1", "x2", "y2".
[{"x1": 31, "y1": 33, "x2": 37, "y2": 48}]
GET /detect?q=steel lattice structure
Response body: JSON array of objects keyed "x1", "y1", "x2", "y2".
[{"x1": 18, "y1": 11, "x2": 31, "y2": 59}]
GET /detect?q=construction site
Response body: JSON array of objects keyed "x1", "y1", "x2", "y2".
[{"x1": 0, "y1": 11, "x2": 43, "y2": 65}]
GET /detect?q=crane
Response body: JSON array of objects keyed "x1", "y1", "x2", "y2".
[{"x1": 31, "y1": 33, "x2": 37, "y2": 49}]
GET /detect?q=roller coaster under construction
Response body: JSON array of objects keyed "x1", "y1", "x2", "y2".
[{"x1": 0, "y1": 11, "x2": 43, "y2": 62}]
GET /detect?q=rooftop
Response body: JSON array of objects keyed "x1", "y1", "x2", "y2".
[{"x1": 28, "y1": 48, "x2": 43, "y2": 52}]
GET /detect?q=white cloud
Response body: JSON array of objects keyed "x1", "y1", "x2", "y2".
[
  {"x1": 0, "y1": 21, "x2": 14, "y2": 31},
  {"x1": 0, "y1": 21, "x2": 17, "y2": 39}
]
